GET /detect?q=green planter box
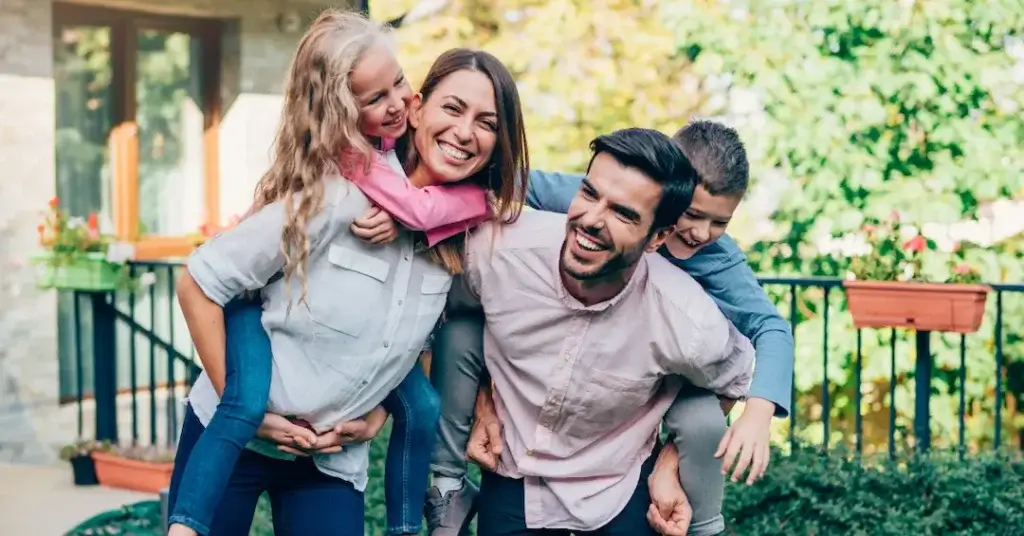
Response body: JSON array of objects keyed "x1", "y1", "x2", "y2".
[{"x1": 32, "y1": 251, "x2": 123, "y2": 292}]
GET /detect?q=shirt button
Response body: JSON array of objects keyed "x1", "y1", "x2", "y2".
[
  {"x1": 526, "y1": 449, "x2": 535, "y2": 456},
  {"x1": 398, "y1": 300, "x2": 403, "y2": 306},
  {"x1": 383, "y1": 342, "x2": 390, "y2": 348},
  {"x1": 361, "y1": 380, "x2": 368, "y2": 386}
]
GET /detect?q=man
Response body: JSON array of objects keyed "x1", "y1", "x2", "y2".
[
  {"x1": 425, "y1": 121, "x2": 794, "y2": 536},
  {"x1": 436, "y1": 127, "x2": 755, "y2": 535}
]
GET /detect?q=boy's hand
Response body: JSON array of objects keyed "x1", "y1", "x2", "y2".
[
  {"x1": 331, "y1": 405, "x2": 389, "y2": 444},
  {"x1": 715, "y1": 397, "x2": 774, "y2": 484},
  {"x1": 351, "y1": 206, "x2": 398, "y2": 245}
]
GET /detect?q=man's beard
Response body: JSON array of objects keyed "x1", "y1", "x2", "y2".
[{"x1": 562, "y1": 239, "x2": 647, "y2": 283}]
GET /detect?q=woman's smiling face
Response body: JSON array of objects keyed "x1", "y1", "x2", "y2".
[{"x1": 408, "y1": 69, "x2": 499, "y2": 184}]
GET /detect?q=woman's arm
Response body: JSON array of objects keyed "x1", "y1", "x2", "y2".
[{"x1": 177, "y1": 195, "x2": 337, "y2": 394}]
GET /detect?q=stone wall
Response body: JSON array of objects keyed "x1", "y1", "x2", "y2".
[{"x1": 0, "y1": 0, "x2": 344, "y2": 464}]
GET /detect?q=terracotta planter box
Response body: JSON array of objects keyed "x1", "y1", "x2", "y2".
[
  {"x1": 843, "y1": 280, "x2": 991, "y2": 334},
  {"x1": 92, "y1": 451, "x2": 174, "y2": 494}
]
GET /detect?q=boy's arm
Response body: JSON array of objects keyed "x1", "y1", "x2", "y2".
[
  {"x1": 345, "y1": 152, "x2": 489, "y2": 232},
  {"x1": 526, "y1": 169, "x2": 583, "y2": 212},
  {"x1": 681, "y1": 235, "x2": 794, "y2": 417}
]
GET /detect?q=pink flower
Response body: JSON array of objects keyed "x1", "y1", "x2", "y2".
[
  {"x1": 890, "y1": 209, "x2": 901, "y2": 222},
  {"x1": 903, "y1": 235, "x2": 927, "y2": 253},
  {"x1": 953, "y1": 263, "x2": 974, "y2": 275}
]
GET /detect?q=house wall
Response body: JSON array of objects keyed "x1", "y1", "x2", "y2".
[{"x1": 0, "y1": 0, "x2": 346, "y2": 464}]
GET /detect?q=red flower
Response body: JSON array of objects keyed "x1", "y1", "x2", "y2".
[
  {"x1": 48, "y1": 197, "x2": 59, "y2": 209},
  {"x1": 87, "y1": 212, "x2": 99, "y2": 231},
  {"x1": 903, "y1": 235, "x2": 927, "y2": 253}
]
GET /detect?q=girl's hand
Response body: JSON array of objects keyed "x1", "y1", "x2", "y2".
[
  {"x1": 257, "y1": 413, "x2": 318, "y2": 456},
  {"x1": 351, "y1": 206, "x2": 398, "y2": 245}
]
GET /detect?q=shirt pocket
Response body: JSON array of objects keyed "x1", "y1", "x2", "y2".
[
  {"x1": 308, "y1": 244, "x2": 390, "y2": 337},
  {"x1": 411, "y1": 273, "x2": 452, "y2": 349},
  {"x1": 567, "y1": 370, "x2": 660, "y2": 439}
]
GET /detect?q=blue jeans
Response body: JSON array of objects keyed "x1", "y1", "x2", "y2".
[
  {"x1": 171, "y1": 298, "x2": 441, "y2": 535},
  {"x1": 169, "y1": 404, "x2": 365, "y2": 535}
]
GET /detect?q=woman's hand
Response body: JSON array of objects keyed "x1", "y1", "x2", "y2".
[
  {"x1": 351, "y1": 206, "x2": 398, "y2": 245},
  {"x1": 310, "y1": 406, "x2": 391, "y2": 454},
  {"x1": 257, "y1": 413, "x2": 319, "y2": 456}
]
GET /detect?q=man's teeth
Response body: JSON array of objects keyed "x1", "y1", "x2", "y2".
[
  {"x1": 575, "y1": 233, "x2": 603, "y2": 252},
  {"x1": 438, "y1": 141, "x2": 470, "y2": 161}
]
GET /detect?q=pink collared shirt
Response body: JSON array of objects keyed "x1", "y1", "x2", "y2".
[{"x1": 458, "y1": 211, "x2": 754, "y2": 531}]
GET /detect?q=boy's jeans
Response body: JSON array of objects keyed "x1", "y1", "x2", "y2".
[{"x1": 170, "y1": 297, "x2": 440, "y2": 536}]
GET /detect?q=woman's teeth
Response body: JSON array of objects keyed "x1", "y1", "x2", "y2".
[
  {"x1": 575, "y1": 232, "x2": 603, "y2": 251},
  {"x1": 438, "y1": 141, "x2": 471, "y2": 161}
]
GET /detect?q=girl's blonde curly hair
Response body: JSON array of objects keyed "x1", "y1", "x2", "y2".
[{"x1": 252, "y1": 9, "x2": 390, "y2": 301}]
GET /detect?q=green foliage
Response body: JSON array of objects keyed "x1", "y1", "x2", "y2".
[{"x1": 724, "y1": 448, "x2": 1024, "y2": 536}]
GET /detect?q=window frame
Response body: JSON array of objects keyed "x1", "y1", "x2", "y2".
[{"x1": 54, "y1": 2, "x2": 224, "y2": 260}]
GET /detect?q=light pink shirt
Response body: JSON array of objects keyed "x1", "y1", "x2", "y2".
[
  {"x1": 459, "y1": 211, "x2": 754, "y2": 531},
  {"x1": 340, "y1": 143, "x2": 490, "y2": 246}
]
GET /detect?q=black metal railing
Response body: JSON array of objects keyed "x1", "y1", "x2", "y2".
[{"x1": 65, "y1": 265, "x2": 1023, "y2": 459}]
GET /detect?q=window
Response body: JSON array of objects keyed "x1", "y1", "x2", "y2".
[{"x1": 54, "y1": 3, "x2": 223, "y2": 260}]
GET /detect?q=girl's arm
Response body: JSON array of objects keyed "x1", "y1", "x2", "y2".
[{"x1": 342, "y1": 150, "x2": 489, "y2": 233}]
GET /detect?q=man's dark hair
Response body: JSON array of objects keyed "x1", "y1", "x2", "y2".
[
  {"x1": 672, "y1": 120, "x2": 749, "y2": 197},
  {"x1": 587, "y1": 128, "x2": 697, "y2": 230}
]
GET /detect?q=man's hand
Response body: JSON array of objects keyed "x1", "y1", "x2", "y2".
[
  {"x1": 351, "y1": 206, "x2": 398, "y2": 245},
  {"x1": 466, "y1": 386, "x2": 503, "y2": 471},
  {"x1": 716, "y1": 397, "x2": 774, "y2": 484},
  {"x1": 257, "y1": 413, "x2": 319, "y2": 456},
  {"x1": 647, "y1": 442, "x2": 692, "y2": 536}
]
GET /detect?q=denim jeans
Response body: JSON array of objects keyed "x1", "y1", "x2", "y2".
[
  {"x1": 169, "y1": 405, "x2": 365, "y2": 535},
  {"x1": 170, "y1": 297, "x2": 441, "y2": 535},
  {"x1": 380, "y1": 364, "x2": 441, "y2": 535},
  {"x1": 476, "y1": 450, "x2": 658, "y2": 536},
  {"x1": 170, "y1": 297, "x2": 272, "y2": 535}
]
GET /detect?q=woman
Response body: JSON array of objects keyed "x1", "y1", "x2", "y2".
[{"x1": 167, "y1": 46, "x2": 529, "y2": 535}]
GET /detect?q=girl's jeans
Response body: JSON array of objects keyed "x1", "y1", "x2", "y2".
[{"x1": 170, "y1": 297, "x2": 441, "y2": 535}]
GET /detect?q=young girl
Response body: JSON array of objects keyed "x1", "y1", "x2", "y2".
[{"x1": 168, "y1": 11, "x2": 514, "y2": 536}]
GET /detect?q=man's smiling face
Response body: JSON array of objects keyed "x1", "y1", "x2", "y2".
[{"x1": 561, "y1": 152, "x2": 668, "y2": 282}]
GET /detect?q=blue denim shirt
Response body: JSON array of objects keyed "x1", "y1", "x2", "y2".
[{"x1": 527, "y1": 169, "x2": 795, "y2": 416}]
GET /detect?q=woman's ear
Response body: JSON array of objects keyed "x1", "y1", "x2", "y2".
[{"x1": 408, "y1": 93, "x2": 424, "y2": 129}]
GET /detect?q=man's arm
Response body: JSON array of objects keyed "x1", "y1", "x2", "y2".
[
  {"x1": 526, "y1": 169, "x2": 583, "y2": 212},
  {"x1": 680, "y1": 235, "x2": 794, "y2": 417}
]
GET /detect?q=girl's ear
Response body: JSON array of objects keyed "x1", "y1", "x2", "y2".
[{"x1": 408, "y1": 93, "x2": 424, "y2": 129}]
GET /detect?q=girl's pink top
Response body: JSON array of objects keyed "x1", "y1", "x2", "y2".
[{"x1": 339, "y1": 140, "x2": 490, "y2": 246}]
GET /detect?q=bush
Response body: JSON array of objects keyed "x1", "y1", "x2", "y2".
[
  {"x1": 723, "y1": 447, "x2": 1024, "y2": 536},
  {"x1": 67, "y1": 436, "x2": 1024, "y2": 535}
]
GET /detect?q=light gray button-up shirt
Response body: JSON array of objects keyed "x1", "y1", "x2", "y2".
[{"x1": 186, "y1": 152, "x2": 452, "y2": 491}]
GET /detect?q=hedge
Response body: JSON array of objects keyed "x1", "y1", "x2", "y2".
[{"x1": 67, "y1": 428, "x2": 1024, "y2": 536}]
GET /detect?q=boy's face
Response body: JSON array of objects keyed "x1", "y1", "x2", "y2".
[{"x1": 663, "y1": 184, "x2": 742, "y2": 260}]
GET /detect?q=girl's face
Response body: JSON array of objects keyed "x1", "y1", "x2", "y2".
[
  {"x1": 350, "y1": 44, "x2": 413, "y2": 141},
  {"x1": 408, "y1": 69, "x2": 499, "y2": 184}
]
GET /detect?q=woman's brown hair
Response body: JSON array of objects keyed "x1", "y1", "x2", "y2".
[{"x1": 398, "y1": 48, "x2": 530, "y2": 274}]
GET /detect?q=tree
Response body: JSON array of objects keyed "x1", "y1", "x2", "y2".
[
  {"x1": 375, "y1": 0, "x2": 716, "y2": 172},
  {"x1": 668, "y1": 0, "x2": 1024, "y2": 452}
]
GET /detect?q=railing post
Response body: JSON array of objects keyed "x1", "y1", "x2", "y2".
[
  {"x1": 914, "y1": 330, "x2": 932, "y2": 453},
  {"x1": 91, "y1": 292, "x2": 119, "y2": 442}
]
